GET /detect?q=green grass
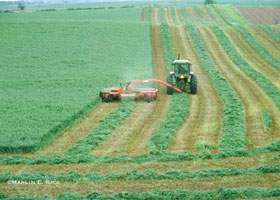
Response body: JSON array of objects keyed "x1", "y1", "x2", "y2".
[
  {"x1": 213, "y1": 5, "x2": 250, "y2": 25},
  {"x1": 0, "y1": 9, "x2": 152, "y2": 153}
]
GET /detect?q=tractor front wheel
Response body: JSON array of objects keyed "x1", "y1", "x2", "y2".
[
  {"x1": 166, "y1": 74, "x2": 174, "y2": 95},
  {"x1": 190, "y1": 75, "x2": 197, "y2": 94}
]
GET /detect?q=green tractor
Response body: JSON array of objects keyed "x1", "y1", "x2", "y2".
[{"x1": 166, "y1": 55, "x2": 197, "y2": 95}]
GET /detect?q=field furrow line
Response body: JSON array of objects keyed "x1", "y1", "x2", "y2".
[
  {"x1": 198, "y1": 26, "x2": 280, "y2": 149},
  {"x1": 248, "y1": 26, "x2": 280, "y2": 60},
  {"x1": 224, "y1": 27, "x2": 280, "y2": 90},
  {"x1": 1, "y1": 174, "x2": 279, "y2": 195},
  {"x1": 168, "y1": 26, "x2": 222, "y2": 153},
  {"x1": 91, "y1": 25, "x2": 170, "y2": 157}
]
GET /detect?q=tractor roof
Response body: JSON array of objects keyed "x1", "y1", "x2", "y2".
[{"x1": 172, "y1": 59, "x2": 191, "y2": 65}]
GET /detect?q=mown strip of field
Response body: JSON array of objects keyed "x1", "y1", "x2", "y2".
[
  {"x1": 224, "y1": 27, "x2": 280, "y2": 90},
  {"x1": 1, "y1": 176, "x2": 279, "y2": 195},
  {"x1": 198, "y1": 25, "x2": 280, "y2": 149},
  {"x1": 0, "y1": 164, "x2": 279, "y2": 183},
  {"x1": 1, "y1": 186, "x2": 280, "y2": 199},
  {"x1": 168, "y1": 25, "x2": 222, "y2": 153},
  {"x1": 185, "y1": 24, "x2": 246, "y2": 155},
  {"x1": 1, "y1": 151, "x2": 278, "y2": 174}
]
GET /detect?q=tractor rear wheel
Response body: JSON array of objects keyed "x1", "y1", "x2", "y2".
[
  {"x1": 190, "y1": 75, "x2": 197, "y2": 94},
  {"x1": 166, "y1": 74, "x2": 174, "y2": 95}
]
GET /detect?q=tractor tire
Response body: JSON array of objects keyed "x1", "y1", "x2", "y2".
[
  {"x1": 104, "y1": 94, "x2": 110, "y2": 103},
  {"x1": 190, "y1": 75, "x2": 197, "y2": 94},
  {"x1": 166, "y1": 74, "x2": 174, "y2": 95},
  {"x1": 146, "y1": 94, "x2": 152, "y2": 103}
]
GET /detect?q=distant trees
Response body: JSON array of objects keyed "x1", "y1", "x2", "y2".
[
  {"x1": 18, "y1": 2, "x2": 25, "y2": 10},
  {"x1": 204, "y1": 0, "x2": 215, "y2": 5}
]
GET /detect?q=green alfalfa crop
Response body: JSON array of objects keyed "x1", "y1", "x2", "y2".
[
  {"x1": 186, "y1": 24, "x2": 246, "y2": 155},
  {"x1": 210, "y1": 25, "x2": 280, "y2": 110},
  {"x1": 235, "y1": 25, "x2": 280, "y2": 71},
  {"x1": 213, "y1": 5, "x2": 249, "y2": 25}
]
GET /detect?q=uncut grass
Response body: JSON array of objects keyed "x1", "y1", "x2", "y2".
[
  {"x1": 0, "y1": 10, "x2": 152, "y2": 153},
  {"x1": 224, "y1": 27, "x2": 280, "y2": 90},
  {"x1": 1, "y1": 174, "x2": 279, "y2": 195},
  {"x1": 1, "y1": 151, "x2": 278, "y2": 175}
]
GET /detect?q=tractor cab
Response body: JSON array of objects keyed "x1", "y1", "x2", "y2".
[
  {"x1": 172, "y1": 59, "x2": 191, "y2": 76},
  {"x1": 166, "y1": 56, "x2": 197, "y2": 95}
]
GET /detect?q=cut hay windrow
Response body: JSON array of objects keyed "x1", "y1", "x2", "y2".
[
  {"x1": 65, "y1": 100, "x2": 135, "y2": 157},
  {"x1": 235, "y1": 25, "x2": 280, "y2": 71},
  {"x1": 193, "y1": 6, "x2": 205, "y2": 24},
  {"x1": 0, "y1": 164, "x2": 279, "y2": 182},
  {"x1": 148, "y1": 24, "x2": 188, "y2": 155},
  {"x1": 170, "y1": 7, "x2": 178, "y2": 25},
  {"x1": 261, "y1": 110, "x2": 272, "y2": 131},
  {"x1": 1, "y1": 186, "x2": 280, "y2": 200},
  {"x1": 211, "y1": 26, "x2": 280, "y2": 109},
  {"x1": 261, "y1": 25, "x2": 280, "y2": 44},
  {"x1": 186, "y1": 24, "x2": 246, "y2": 156}
]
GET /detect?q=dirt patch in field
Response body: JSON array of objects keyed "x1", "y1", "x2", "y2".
[
  {"x1": 238, "y1": 7, "x2": 280, "y2": 25},
  {"x1": 248, "y1": 26, "x2": 280, "y2": 60},
  {"x1": 0, "y1": 152, "x2": 278, "y2": 175},
  {"x1": 91, "y1": 25, "x2": 170, "y2": 157},
  {"x1": 198, "y1": 26, "x2": 280, "y2": 149},
  {"x1": 224, "y1": 27, "x2": 280, "y2": 90},
  {"x1": 168, "y1": 26, "x2": 223, "y2": 153},
  {"x1": 1, "y1": 174, "x2": 279, "y2": 195}
]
